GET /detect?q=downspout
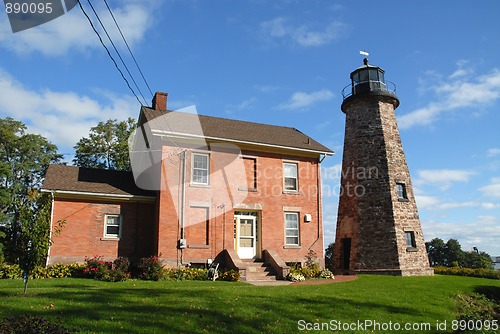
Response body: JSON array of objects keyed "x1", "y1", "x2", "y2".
[
  {"x1": 180, "y1": 150, "x2": 187, "y2": 265},
  {"x1": 308, "y1": 156, "x2": 323, "y2": 251},
  {"x1": 45, "y1": 191, "x2": 55, "y2": 267}
]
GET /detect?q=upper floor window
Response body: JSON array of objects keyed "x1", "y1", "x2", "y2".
[
  {"x1": 396, "y1": 182, "x2": 408, "y2": 200},
  {"x1": 405, "y1": 231, "x2": 416, "y2": 248},
  {"x1": 192, "y1": 153, "x2": 209, "y2": 185},
  {"x1": 283, "y1": 162, "x2": 298, "y2": 191},
  {"x1": 104, "y1": 214, "x2": 121, "y2": 238}
]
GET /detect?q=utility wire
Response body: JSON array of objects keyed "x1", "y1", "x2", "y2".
[
  {"x1": 85, "y1": 0, "x2": 148, "y2": 105},
  {"x1": 76, "y1": 0, "x2": 144, "y2": 106},
  {"x1": 103, "y1": 0, "x2": 154, "y2": 98}
]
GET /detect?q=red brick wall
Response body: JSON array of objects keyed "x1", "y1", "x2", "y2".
[
  {"x1": 157, "y1": 144, "x2": 324, "y2": 267},
  {"x1": 48, "y1": 198, "x2": 156, "y2": 265}
]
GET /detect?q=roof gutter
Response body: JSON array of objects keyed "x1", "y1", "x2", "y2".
[
  {"x1": 151, "y1": 129, "x2": 334, "y2": 156},
  {"x1": 40, "y1": 189, "x2": 156, "y2": 202}
]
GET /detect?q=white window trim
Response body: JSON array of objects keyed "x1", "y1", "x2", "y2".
[
  {"x1": 284, "y1": 212, "x2": 300, "y2": 246},
  {"x1": 104, "y1": 214, "x2": 122, "y2": 239},
  {"x1": 283, "y1": 162, "x2": 299, "y2": 192},
  {"x1": 191, "y1": 152, "x2": 210, "y2": 186}
]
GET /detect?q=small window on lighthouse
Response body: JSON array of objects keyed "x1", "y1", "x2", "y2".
[
  {"x1": 405, "y1": 231, "x2": 416, "y2": 248},
  {"x1": 396, "y1": 182, "x2": 408, "y2": 201}
]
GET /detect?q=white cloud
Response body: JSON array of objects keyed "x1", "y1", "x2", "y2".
[
  {"x1": 278, "y1": 89, "x2": 334, "y2": 110},
  {"x1": 487, "y1": 148, "x2": 500, "y2": 157},
  {"x1": 415, "y1": 195, "x2": 441, "y2": 209},
  {"x1": 415, "y1": 169, "x2": 476, "y2": 190},
  {"x1": 422, "y1": 216, "x2": 500, "y2": 255},
  {"x1": 225, "y1": 98, "x2": 257, "y2": 114},
  {"x1": 260, "y1": 17, "x2": 345, "y2": 47},
  {"x1": 0, "y1": 1, "x2": 155, "y2": 56},
  {"x1": 479, "y1": 177, "x2": 500, "y2": 198},
  {"x1": 0, "y1": 68, "x2": 137, "y2": 155},
  {"x1": 398, "y1": 65, "x2": 500, "y2": 129}
]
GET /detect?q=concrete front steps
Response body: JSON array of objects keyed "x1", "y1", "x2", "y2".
[{"x1": 242, "y1": 259, "x2": 279, "y2": 282}]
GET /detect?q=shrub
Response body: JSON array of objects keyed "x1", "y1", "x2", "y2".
[
  {"x1": 320, "y1": 268, "x2": 335, "y2": 280},
  {"x1": 220, "y1": 269, "x2": 240, "y2": 282},
  {"x1": 286, "y1": 272, "x2": 305, "y2": 282},
  {"x1": 83, "y1": 256, "x2": 129, "y2": 282},
  {"x1": 434, "y1": 267, "x2": 499, "y2": 280},
  {"x1": 0, "y1": 263, "x2": 22, "y2": 279},
  {"x1": 137, "y1": 256, "x2": 164, "y2": 281},
  {"x1": 0, "y1": 314, "x2": 77, "y2": 333},
  {"x1": 455, "y1": 293, "x2": 499, "y2": 333},
  {"x1": 163, "y1": 267, "x2": 209, "y2": 281}
]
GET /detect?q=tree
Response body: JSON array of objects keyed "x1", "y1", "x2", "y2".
[
  {"x1": 426, "y1": 238, "x2": 446, "y2": 267},
  {"x1": 445, "y1": 239, "x2": 464, "y2": 267},
  {"x1": 0, "y1": 117, "x2": 62, "y2": 264},
  {"x1": 73, "y1": 118, "x2": 136, "y2": 171},
  {"x1": 462, "y1": 250, "x2": 493, "y2": 270},
  {"x1": 324, "y1": 242, "x2": 335, "y2": 271}
]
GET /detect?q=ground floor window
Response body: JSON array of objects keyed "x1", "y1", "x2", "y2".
[
  {"x1": 104, "y1": 214, "x2": 121, "y2": 238},
  {"x1": 285, "y1": 212, "x2": 299, "y2": 246}
]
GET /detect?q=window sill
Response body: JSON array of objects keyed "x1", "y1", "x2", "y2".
[
  {"x1": 406, "y1": 247, "x2": 418, "y2": 252},
  {"x1": 398, "y1": 198, "x2": 409, "y2": 202},
  {"x1": 190, "y1": 183, "x2": 210, "y2": 189},
  {"x1": 282, "y1": 190, "x2": 300, "y2": 195},
  {"x1": 188, "y1": 245, "x2": 210, "y2": 249},
  {"x1": 238, "y1": 188, "x2": 258, "y2": 192},
  {"x1": 283, "y1": 245, "x2": 301, "y2": 249},
  {"x1": 100, "y1": 237, "x2": 120, "y2": 241}
]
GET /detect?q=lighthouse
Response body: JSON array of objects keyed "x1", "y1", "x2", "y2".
[{"x1": 333, "y1": 58, "x2": 433, "y2": 276}]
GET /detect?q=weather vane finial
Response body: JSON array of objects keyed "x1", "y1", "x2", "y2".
[{"x1": 359, "y1": 50, "x2": 369, "y2": 65}]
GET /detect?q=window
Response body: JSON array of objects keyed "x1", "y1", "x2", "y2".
[
  {"x1": 283, "y1": 162, "x2": 298, "y2": 191},
  {"x1": 396, "y1": 182, "x2": 408, "y2": 200},
  {"x1": 285, "y1": 212, "x2": 299, "y2": 246},
  {"x1": 405, "y1": 231, "x2": 416, "y2": 248},
  {"x1": 192, "y1": 153, "x2": 209, "y2": 185},
  {"x1": 105, "y1": 214, "x2": 121, "y2": 238}
]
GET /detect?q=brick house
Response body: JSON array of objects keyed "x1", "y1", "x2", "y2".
[{"x1": 42, "y1": 93, "x2": 333, "y2": 278}]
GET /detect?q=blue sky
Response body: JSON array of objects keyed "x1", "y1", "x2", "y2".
[{"x1": 1, "y1": 1, "x2": 499, "y2": 255}]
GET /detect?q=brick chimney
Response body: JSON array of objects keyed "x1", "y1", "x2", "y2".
[{"x1": 152, "y1": 92, "x2": 168, "y2": 110}]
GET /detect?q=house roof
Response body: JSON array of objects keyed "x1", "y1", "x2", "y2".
[
  {"x1": 42, "y1": 164, "x2": 156, "y2": 198},
  {"x1": 140, "y1": 107, "x2": 334, "y2": 155}
]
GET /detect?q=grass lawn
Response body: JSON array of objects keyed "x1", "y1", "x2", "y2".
[{"x1": 0, "y1": 275, "x2": 498, "y2": 333}]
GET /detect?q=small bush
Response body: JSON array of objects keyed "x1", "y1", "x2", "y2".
[
  {"x1": 0, "y1": 314, "x2": 77, "y2": 333},
  {"x1": 0, "y1": 264, "x2": 22, "y2": 279},
  {"x1": 455, "y1": 293, "x2": 499, "y2": 333},
  {"x1": 286, "y1": 272, "x2": 305, "y2": 282},
  {"x1": 137, "y1": 256, "x2": 164, "y2": 281},
  {"x1": 220, "y1": 269, "x2": 240, "y2": 282},
  {"x1": 83, "y1": 255, "x2": 129, "y2": 282},
  {"x1": 320, "y1": 268, "x2": 335, "y2": 280},
  {"x1": 164, "y1": 267, "x2": 209, "y2": 281},
  {"x1": 434, "y1": 267, "x2": 499, "y2": 279}
]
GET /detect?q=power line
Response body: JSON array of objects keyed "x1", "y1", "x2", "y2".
[
  {"x1": 103, "y1": 0, "x2": 154, "y2": 99},
  {"x1": 76, "y1": 0, "x2": 144, "y2": 106},
  {"x1": 84, "y1": 0, "x2": 148, "y2": 105}
]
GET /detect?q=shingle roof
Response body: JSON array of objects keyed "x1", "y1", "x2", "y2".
[
  {"x1": 140, "y1": 107, "x2": 334, "y2": 155},
  {"x1": 42, "y1": 164, "x2": 156, "y2": 197}
]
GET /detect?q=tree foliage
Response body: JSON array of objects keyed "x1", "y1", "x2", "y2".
[
  {"x1": 426, "y1": 238, "x2": 493, "y2": 269},
  {"x1": 324, "y1": 242, "x2": 335, "y2": 271},
  {"x1": 0, "y1": 117, "x2": 62, "y2": 265},
  {"x1": 73, "y1": 118, "x2": 136, "y2": 171}
]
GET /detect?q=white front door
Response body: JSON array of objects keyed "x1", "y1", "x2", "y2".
[{"x1": 235, "y1": 215, "x2": 256, "y2": 259}]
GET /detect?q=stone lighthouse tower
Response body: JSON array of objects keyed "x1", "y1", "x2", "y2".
[{"x1": 333, "y1": 58, "x2": 433, "y2": 276}]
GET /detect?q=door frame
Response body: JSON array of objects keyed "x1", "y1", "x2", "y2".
[{"x1": 234, "y1": 212, "x2": 261, "y2": 259}]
